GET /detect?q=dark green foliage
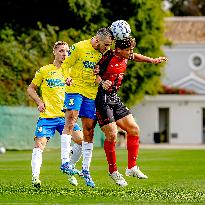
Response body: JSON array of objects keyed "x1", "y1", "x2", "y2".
[
  {"x1": 0, "y1": 0, "x2": 167, "y2": 106},
  {"x1": 0, "y1": 24, "x2": 58, "y2": 105}
]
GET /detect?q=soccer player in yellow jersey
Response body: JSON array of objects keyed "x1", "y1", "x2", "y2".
[
  {"x1": 61, "y1": 28, "x2": 114, "y2": 188},
  {"x1": 27, "y1": 41, "x2": 83, "y2": 188}
]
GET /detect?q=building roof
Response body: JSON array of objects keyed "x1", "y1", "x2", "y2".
[
  {"x1": 171, "y1": 72, "x2": 205, "y2": 94},
  {"x1": 165, "y1": 17, "x2": 205, "y2": 44}
]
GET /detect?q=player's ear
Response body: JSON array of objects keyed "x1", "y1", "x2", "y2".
[
  {"x1": 115, "y1": 47, "x2": 120, "y2": 53},
  {"x1": 95, "y1": 36, "x2": 100, "y2": 43}
]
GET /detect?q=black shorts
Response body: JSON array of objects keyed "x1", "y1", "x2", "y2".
[{"x1": 95, "y1": 92, "x2": 131, "y2": 127}]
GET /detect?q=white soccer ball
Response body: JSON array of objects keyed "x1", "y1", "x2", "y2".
[
  {"x1": 0, "y1": 147, "x2": 6, "y2": 154},
  {"x1": 110, "y1": 20, "x2": 131, "y2": 40}
]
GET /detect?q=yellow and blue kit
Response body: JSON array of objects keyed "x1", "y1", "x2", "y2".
[
  {"x1": 32, "y1": 64, "x2": 81, "y2": 138},
  {"x1": 62, "y1": 39, "x2": 102, "y2": 100},
  {"x1": 32, "y1": 64, "x2": 66, "y2": 118}
]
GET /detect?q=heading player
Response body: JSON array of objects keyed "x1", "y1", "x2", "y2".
[{"x1": 95, "y1": 36, "x2": 167, "y2": 186}]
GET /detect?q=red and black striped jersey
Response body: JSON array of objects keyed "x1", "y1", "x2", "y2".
[{"x1": 98, "y1": 50, "x2": 128, "y2": 93}]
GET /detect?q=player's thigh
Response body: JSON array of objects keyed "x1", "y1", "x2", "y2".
[
  {"x1": 116, "y1": 114, "x2": 140, "y2": 135},
  {"x1": 64, "y1": 110, "x2": 79, "y2": 130},
  {"x1": 101, "y1": 122, "x2": 118, "y2": 142}
]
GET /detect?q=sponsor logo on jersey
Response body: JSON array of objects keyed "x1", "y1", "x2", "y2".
[
  {"x1": 83, "y1": 61, "x2": 96, "y2": 69},
  {"x1": 46, "y1": 79, "x2": 65, "y2": 88}
]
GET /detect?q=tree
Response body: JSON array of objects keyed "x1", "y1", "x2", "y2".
[
  {"x1": 0, "y1": 24, "x2": 58, "y2": 105},
  {"x1": 64, "y1": 0, "x2": 167, "y2": 107},
  {"x1": 68, "y1": 0, "x2": 166, "y2": 107},
  {"x1": 0, "y1": 0, "x2": 167, "y2": 107},
  {"x1": 101, "y1": 0, "x2": 166, "y2": 107}
]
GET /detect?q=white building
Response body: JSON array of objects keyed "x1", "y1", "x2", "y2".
[{"x1": 131, "y1": 17, "x2": 205, "y2": 145}]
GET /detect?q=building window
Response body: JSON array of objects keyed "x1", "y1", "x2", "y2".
[
  {"x1": 189, "y1": 53, "x2": 204, "y2": 71},
  {"x1": 193, "y1": 56, "x2": 202, "y2": 67}
]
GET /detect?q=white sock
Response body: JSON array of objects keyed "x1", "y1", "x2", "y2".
[
  {"x1": 82, "y1": 142, "x2": 93, "y2": 171},
  {"x1": 69, "y1": 143, "x2": 82, "y2": 166},
  {"x1": 61, "y1": 134, "x2": 72, "y2": 164},
  {"x1": 31, "y1": 148, "x2": 43, "y2": 178}
]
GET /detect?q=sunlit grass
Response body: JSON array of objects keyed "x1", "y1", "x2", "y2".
[{"x1": 0, "y1": 148, "x2": 205, "y2": 204}]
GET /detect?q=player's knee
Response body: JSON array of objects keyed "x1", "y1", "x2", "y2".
[
  {"x1": 34, "y1": 139, "x2": 47, "y2": 151},
  {"x1": 83, "y1": 124, "x2": 94, "y2": 136},
  {"x1": 72, "y1": 131, "x2": 83, "y2": 144},
  {"x1": 83, "y1": 128, "x2": 94, "y2": 142},
  {"x1": 82, "y1": 122, "x2": 95, "y2": 142},
  {"x1": 105, "y1": 130, "x2": 117, "y2": 142},
  {"x1": 65, "y1": 112, "x2": 78, "y2": 131},
  {"x1": 66, "y1": 111, "x2": 78, "y2": 122},
  {"x1": 73, "y1": 138, "x2": 83, "y2": 145},
  {"x1": 106, "y1": 135, "x2": 117, "y2": 142},
  {"x1": 127, "y1": 125, "x2": 140, "y2": 136},
  {"x1": 64, "y1": 121, "x2": 77, "y2": 134},
  {"x1": 34, "y1": 141, "x2": 46, "y2": 151},
  {"x1": 83, "y1": 135, "x2": 93, "y2": 142}
]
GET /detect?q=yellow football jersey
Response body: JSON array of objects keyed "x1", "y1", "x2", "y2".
[
  {"x1": 32, "y1": 64, "x2": 65, "y2": 118},
  {"x1": 62, "y1": 39, "x2": 102, "y2": 100}
]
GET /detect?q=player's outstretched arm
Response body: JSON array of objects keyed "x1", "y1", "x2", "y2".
[{"x1": 133, "y1": 53, "x2": 168, "y2": 64}]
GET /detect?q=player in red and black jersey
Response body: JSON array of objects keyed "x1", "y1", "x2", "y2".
[{"x1": 95, "y1": 36, "x2": 168, "y2": 187}]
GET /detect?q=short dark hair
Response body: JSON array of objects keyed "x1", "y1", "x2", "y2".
[
  {"x1": 115, "y1": 36, "x2": 136, "y2": 49},
  {"x1": 96, "y1": 28, "x2": 114, "y2": 40}
]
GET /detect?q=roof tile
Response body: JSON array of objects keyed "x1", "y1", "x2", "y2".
[{"x1": 165, "y1": 17, "x2": 205, "y2": 43}]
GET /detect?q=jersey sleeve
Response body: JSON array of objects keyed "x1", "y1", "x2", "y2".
[
  {"x1": 62, "y1": 44, "x2": 78, "y2": 78},
  {"x1": 32, "y1": 68, "x2": 43, "y2": 86},
  {"x1": 98, "y1": 49, "x2": 114, "y2": 77}
]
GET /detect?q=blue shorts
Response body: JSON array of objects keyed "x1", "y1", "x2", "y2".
[
  {"x1": 35, "y1": 117, "x2": 81, "y2": 139},
  {"x1": 63, "y1": 93, "x2": 96, "y2": 120}
]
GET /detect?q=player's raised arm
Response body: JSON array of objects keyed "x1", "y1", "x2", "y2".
[
  {"x1": 61, "y1": 44, "x2": 79, "y2": 80},
  {"x1": 133, "y1": 53, "x2": 168, "y2": 64}
]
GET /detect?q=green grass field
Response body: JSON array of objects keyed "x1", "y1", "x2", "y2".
[{"x1": 0, "y1": 147, "x2": 205, "y2": 204}]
